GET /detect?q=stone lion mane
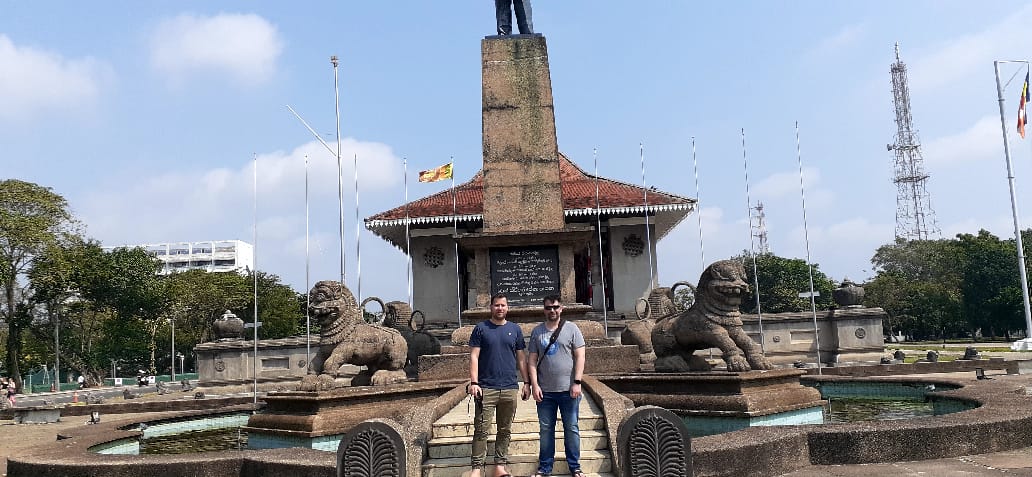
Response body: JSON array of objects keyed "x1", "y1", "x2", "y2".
[
  {"x1": 651, "y1": 260, "x2": 773, "y2": 372},
  {"x1": 299, "y1": 280, "x2": 408, "y2": 390}
]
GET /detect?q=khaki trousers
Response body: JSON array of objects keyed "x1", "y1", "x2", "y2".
[{"x1": 471, "y1": 388, "x2": 519, "y2": 468}]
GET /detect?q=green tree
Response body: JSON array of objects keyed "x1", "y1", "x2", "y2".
[
  {"x1": 865, "y1": 236, "x2": 972, "y2": 341},
  {"x1": 0, "y1": 180, "x2": 76, "y2": 390},
  {"x1": 28, "y1": 242, "x2": 162, "y2": 384},
  {"x1": 734, "y1": 252, "x2": 835, "y2": 314},
  {"x1": 956, "y1": 230, "x2": 1024, "y2": 339}
]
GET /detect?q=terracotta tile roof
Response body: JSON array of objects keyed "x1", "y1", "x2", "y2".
[{"x1": 366, "y1": 153, "x2": 694, "y2": 224}]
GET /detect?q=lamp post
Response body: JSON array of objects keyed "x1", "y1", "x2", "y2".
[{"x1": 177, "y1": 353, "x2": 185, "y2": 380}]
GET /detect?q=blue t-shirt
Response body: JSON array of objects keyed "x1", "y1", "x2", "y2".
[{"x1": 469, "y1": 320, "x2": 525, "y2": 389}]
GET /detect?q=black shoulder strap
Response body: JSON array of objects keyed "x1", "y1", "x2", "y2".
[{"x1": 536, "y1": 319, "x2": 565, "y2": 368}]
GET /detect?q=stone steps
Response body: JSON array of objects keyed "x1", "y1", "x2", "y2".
[{"x1": 424, "y1": 392, "x2": 612, "y2": 477}]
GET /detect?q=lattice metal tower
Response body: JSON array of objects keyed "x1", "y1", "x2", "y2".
[
  {"x1": 751, "y1": 201, "x2": 771, "y2": 254},
  {"x1": 888, "y1": 43, "x2": 940, "y2": 240}
]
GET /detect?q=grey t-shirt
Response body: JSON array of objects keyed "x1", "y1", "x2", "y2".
[{"x1": 529, "y1": 321, "x2": 586, "y2": 392}]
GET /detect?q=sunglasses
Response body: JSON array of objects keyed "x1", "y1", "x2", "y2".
[{"x1": 544, "y1": 305, "x2": 561, "y2": 310}]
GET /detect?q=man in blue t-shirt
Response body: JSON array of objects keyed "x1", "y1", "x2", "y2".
[{"x1": 468, "y1": 293, "x2": 529, "y2": 477}]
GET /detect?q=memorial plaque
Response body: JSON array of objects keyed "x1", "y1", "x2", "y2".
[{"x1": 490, "y1": 246, "x2": 560, "y2": 306}]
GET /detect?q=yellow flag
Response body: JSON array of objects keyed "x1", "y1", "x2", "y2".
[{"x1": 418, "y1": 163, "x2": 453, "y2": 183}]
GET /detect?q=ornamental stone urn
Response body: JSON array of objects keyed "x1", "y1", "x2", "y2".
[
  {"x1": 213, "y1": 310, "x2": 245, "y2": 341},
  {"x1": 832, "y1": 279, "x2": 865, "y2": 308}
]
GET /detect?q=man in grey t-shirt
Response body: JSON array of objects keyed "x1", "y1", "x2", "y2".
[{"x1": 528, "y1": 295, "x2": 586, "y2": 477}]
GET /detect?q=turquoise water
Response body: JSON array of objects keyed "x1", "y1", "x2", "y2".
[
  {"x1": 811, "y1": 381, "x2": 977, "y2": 424},
  {"x1": 140, "y1": 427, "x2": 248, "y2": 454},
  {"x1": 91, "y1": 412, "x2": 251, "y2": 455}
]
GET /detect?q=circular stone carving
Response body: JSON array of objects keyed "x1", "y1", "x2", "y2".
[
  {"x1": 423, "y1": 246, "x2": 445, "y2": 268},
  {"x1": 771, "y1": 335, "x2": 781, "y2": 343},
  {"x1": 623, "y1": 234, "x2": 646, "y2": 257},
  {"x1": 338, "y1": 421, "x2": 405, "y2": 477},
  {"x1": 854, "y1": 328, "x2": 867, "y2": 339},
  {"x1": 617, "y1": 406, "x2": 692, "y2": 477},
  {"x1": 214, "y1": 360, "x2": 226, "y2": 372}
]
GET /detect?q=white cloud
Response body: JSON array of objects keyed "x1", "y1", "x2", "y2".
[
  {"x1": 807, "y1": 23, "x2": 866, "y2": 58},
  {"x1": 923, "y1": 115, "x2": 1001, "y2": 166},
  {"x1": 0, "y1": 34, "x2": 110, "y2": 121},
  {"x1": 753, "y1": 167, "x2": 821, "y2": 200},
  {"x1": 149, "y1": 13, "x2": 283, "y2": 85},
  {"x1": 909, "y1": 4, "x2": 1032, "y2": 93},
  {"x1": 81, "y1": 138, "x2": 401, "y2": 246}
]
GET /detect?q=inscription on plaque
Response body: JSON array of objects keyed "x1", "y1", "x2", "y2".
[{"x1": 490, "y1": 246, "x2": 560, "y2": 306}]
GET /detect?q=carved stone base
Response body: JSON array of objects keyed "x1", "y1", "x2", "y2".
[{"x1": 598, "y1": 369, "x2": 826, "y2": 436}]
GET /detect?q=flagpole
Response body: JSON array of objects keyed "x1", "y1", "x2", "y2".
[
  {"x1": 451, "y1": 158, "x2": 462, "y2": 328},
  {"x1": 331, "y1": 55, "x2": 347, "y2": 286},
  {"x1": 639, "y1": 142, "x2": 656, "y2": 289},
  {"x1": 593, "y1": 147, "x2": 609, "y2": 334},
  {"x1": 404, "y1": 159, "x2": 413, "y2": 307},
  {"x1": 795, "y1": 122, "x2": 822, "y2": 374},
  {"x1": 252, "y1": 153, "x2": 259, "y2": 404},
  {"x1": 691, "y1": 137, "x2": 706, "y2": 265},
  {"x1": 305, "y1": 154, "x2": 311, "y2": 371},
  {"x1": 353, "y1": 153, "x2": 362, "y2": 300},
  {"x1": 994, "y1": 60, "x2": 1032, "y2": 350},
  {"x1": 741, "y1": 128, "x2": 765, "y2": 352}
]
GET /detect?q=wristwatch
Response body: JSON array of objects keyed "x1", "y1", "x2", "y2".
[{"x1": 573, "y1": 379, "x2": 582, "y2": 385}]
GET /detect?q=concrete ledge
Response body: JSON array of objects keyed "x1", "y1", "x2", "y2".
[
  {"x1": 13, "y1": 406, "x2": 61, "y2": 424},
  {"x1": 807, "y1": 358, "x2": 1018, "y2": 377}
]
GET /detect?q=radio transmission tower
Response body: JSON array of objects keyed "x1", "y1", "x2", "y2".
[
  {"x1": 887, "y1": 43, "x2": 940, "y2": 241},
  {"x1": 751, "y1": 201, "x2": 770, "y2": 254}
]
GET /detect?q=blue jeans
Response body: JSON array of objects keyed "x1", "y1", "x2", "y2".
[{"x1": 536, "y1": 391, "x2": 581, "y2": 475}]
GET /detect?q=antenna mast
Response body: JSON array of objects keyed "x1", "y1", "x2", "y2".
[
  {"x1": 888, "y1": 43, "x2": 940, "y2": 240},
  {"x1": 751, "y1": 201, "x2": 770, "y2": 254}
]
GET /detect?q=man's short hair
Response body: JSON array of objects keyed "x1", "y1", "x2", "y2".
[
  {"x1": 491, "y1": 293, "x2": 508, "y2": 304},
  {"x1": 542, "y1": 294, "x2": 561, "y2": 305}
]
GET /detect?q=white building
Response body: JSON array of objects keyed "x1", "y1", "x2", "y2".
[{"x1": 105, "y1": 240, "x2": 254, "y2": 275}]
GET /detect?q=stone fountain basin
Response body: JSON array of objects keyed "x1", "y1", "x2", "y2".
[{"x1": 8, "y1": 372, "x2": 1032, "y2": 477}]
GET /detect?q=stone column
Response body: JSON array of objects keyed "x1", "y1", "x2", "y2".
[{"x1": 481, "y1": 35, "x2": 564, "y2": 233}]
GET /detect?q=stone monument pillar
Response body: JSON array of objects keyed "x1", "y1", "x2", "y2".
[
  {"x1": 481, "y1": 35, "x2": 564, "y2": 233},
  {"x1": 460, "y1": 35, "x2": 592, "y2": 319}
]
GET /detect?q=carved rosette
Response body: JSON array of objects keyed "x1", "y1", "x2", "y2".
[
  {"x1": 617, "y1": 406, "x2": 693, "y2": 477},
  {"x1": 338, "y1": 421, "x2": 405, "y2": 477}
]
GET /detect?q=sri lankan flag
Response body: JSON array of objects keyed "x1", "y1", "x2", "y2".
[
  {"x1": 1019, "y1": 71, "x2": 1029, "y2": 139},
  {"x1": 418, "y1": 162, "x2": 453, "y2": 183}
]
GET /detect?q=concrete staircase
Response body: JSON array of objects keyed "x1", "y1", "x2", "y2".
[{"x1": 423, "y1": 392, "x2": 614, "y2": 476}]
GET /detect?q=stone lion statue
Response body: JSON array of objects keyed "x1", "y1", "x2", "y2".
[
  {"x1": 652, "y1": 260, "x2": 773, "y2": 372},
  {"x1": 299, "y1": 281, "x2": 408, "y2": 391}
]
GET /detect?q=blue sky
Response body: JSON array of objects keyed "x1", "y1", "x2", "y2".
[{"x1": 3, "y1": 2, "x2": 1032, "y2": 305}]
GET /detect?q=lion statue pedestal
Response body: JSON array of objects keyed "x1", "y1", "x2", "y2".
[{"x1": 298, "y1": 281, "x2": 408, "y2": 391}]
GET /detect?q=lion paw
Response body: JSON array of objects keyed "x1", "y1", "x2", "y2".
[
  {"x1": 298, "y1": 374, "x2": 339, "y2": 392},
  {"x1": 726, "y1": 354, "x2": 752, "y2": 372},
  {"x1": 748, "y1": 354, "x2": 774, "y2": 370},
  {"x1": 369, "y1": 369, "x2": 408, "y2": 386}
]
